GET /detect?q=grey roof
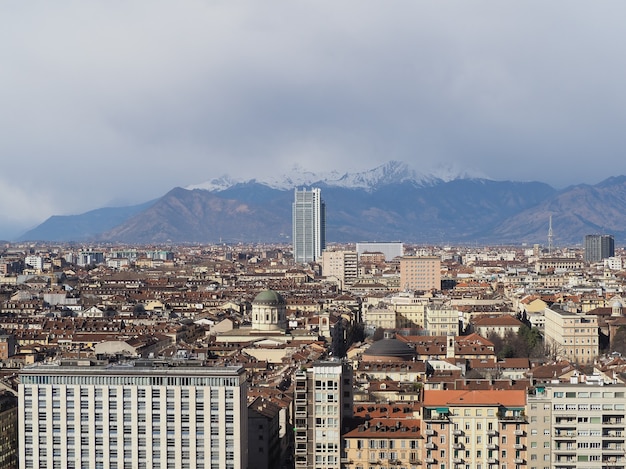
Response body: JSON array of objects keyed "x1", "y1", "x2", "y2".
[{"x1": 364, "y1": 339, "x2": 415, "y2": 359}]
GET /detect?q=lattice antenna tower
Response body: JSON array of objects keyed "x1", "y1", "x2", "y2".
[{"x1": 548, "y1": 215, "x2": 554, "y2": 256}]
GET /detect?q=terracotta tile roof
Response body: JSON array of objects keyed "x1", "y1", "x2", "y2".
[{"x1": 423, "y1": 389, "x2": 526, "y2": 407}]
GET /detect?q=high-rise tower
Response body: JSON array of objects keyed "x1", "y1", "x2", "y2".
[
  {"x1": 294, "y1": 361, "x2": 353, "y2": 469},
  {"x1": 292, "y1": 188, "x2": 326, "y2": 263},
  {"x1": 584, "y1": 234, "x2": 615, "y2": 263}
]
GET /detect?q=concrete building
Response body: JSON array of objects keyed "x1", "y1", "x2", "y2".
[
  {"x1": 399, "y1": 256, "x2": 441, "y2": 292},
  {"x1": 362, "y1": 306, "x2": 397, "y2": 330},
  {"x1": 584, "y1": 234, "x2": 615, "y2": 263},
  {"x1": 0, "y1": 334, "x2": 15, "y2": 360},
  {"x1": 292, "y1": 188, "x2": 326, "y2": 264},
  {"x1": 388, "y1": 292, "x2": 428, "y2": 329},
  {"x1": 342, "y1": 418, "x2": 422, "y2": 468},
  {"x1": 321, "y1": 250, "x2": 358, "y2": 288},
  {"x1": 294, "y1": 361, "x2": 353, "y2": 469},
  {"x1": 424, "y1": 303, "x2": 459, "y2": 336},
  {"x1": 528, "y1": 381, "x2": 626, "y2": 469},
  {"x1": 544, "y1": 307, "x2": 599, "y2": 364},
  {"x1": 0, "y1": 392, "x2": 17, "y2": 469},
  {"x1": 248, "y1": 397, "x2": 281, "y2": 469},
  {"x1": 422, "y1": 389, "x2": 528, "y2": 469},
  {"x1": 473, "y1": 315, "x2": 525, "y2": 339},
  {"x1": 18, "y1": 360, "x2": 248, "y2": 469},
  {"x1": 24, "y1": 255, "x2": 43, "y2": 271}
]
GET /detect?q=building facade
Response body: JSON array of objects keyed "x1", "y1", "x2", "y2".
[
  {"x1": 321, "y1": 250, "x2": 358, "y2": 288},
  {"x1": 543, "y1": 307, "x2": 599, "y2": 364},
  {"x1": 0, "y1": 393, "x2": 17, "y2": 469},
  {"x1": 584, "y1": 234, "x2": 615, "y2": 263},
  {"x1": 18, "y1": 360, "x2": 248, "y2": 469},
  {"x1": 528, "y1": 382, "x2": 626, "y2": 469},
  {"x1": 399, "y1": 256, "x2": 441, "y2": 292},
  {"x1": 292, "y1": 188, "x2": 326, "y2": 264},
  {"x1": 422, "y1": 389, "x2": 528, "y2": 469},
  {"x1": 294, "y1": 361, "x2": 353, "y2": 469}
]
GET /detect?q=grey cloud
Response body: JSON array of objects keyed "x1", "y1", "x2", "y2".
[{"x1": 1, "y1": 1, "x2": 626, "y2": 237}]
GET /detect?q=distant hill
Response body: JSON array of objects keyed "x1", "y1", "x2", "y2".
[
  {"x1": 493, "y1": 176, "x2": 626, "y2": 245},
  {"x1": 17, "y1": 200, "x2": 156, "y2": 242},
  {"x1": 17, "y1": 162, "x2": 626, "y2": 245}
]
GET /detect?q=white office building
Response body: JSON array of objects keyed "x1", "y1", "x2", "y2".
[
  {"x1": 292, "y1": 188, "x2": 326, "y2": 263},
  {"x1": 294, "y1": 361, "x2": 353, "y2": 469},
  {"x1": 19, "y1": 360, "x2": 248, "y2": 469}
]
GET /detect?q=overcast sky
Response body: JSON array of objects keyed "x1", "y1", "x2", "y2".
[{"x1": 2, "y1": 1, "x2": 626, "y2": 239}]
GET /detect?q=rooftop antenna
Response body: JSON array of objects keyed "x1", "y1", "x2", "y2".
[{"x1": 548, "y1": 215, "x2": 554, "y2": 256}]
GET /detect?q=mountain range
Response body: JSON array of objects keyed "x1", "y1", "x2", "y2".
[{"x1": 17, "y1": 162, "x2": 626, "y2": 245}]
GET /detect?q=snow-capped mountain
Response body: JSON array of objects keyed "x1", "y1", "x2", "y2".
[{"x1": 187, "y1": 161, "x2": 486, "y2": 193}]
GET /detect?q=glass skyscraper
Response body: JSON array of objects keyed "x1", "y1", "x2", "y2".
[{"x1": 292, "y1": 188, "x2": 326, "y2": 263}]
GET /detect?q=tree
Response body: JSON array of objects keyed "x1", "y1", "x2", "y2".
[{"x1": 610, "y1": 326, "x2": 626, "y2": 356}]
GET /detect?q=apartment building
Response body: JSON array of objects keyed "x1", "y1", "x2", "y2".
[
  {"x1": 18, "y1": 360, "x2": 248, "y2": 469},
  {"x1": 0, "y1": 392, "x2": 17, "y2": 469},
  {"x1": 424, "y1": 303, "x2": 460, "y2": 336},
  {"x1": 528, "y1": 382, "x2": 626, "y2": 469},
  {"x1": 362, "y1": 306, "x2": 397, "y2": 330},
  {"x1": 321, "y1": 250, "x2": 358, "y2": 288},
  {"x1": 389, "y1": 293, "x2": 428, "y2": 329},
  {"x1": 294, "y1": 361, "x2": 353, "y2": 469},
  {"x1": 399, "y1": 256, "x2": 441, "y2": 292},
  {"x1": 342, "y1": 418, "x2": 422, "y2": 469},
  {"x1": 543, "y1": 307, "x2": 599, "y2": 364},
  {"x1": 422, "y1": 389, "x2": 528, "y2": 469}
]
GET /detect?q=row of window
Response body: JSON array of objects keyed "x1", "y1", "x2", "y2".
[{"x1": 22, "y1": 376, "x2": 242, "y2": 387}]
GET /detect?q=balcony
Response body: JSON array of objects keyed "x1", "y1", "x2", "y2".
[
  {"x1": 452, "y1": 429, "x2": 464, "y2": 436},
  {"x1": 487, "y1": 458, "x2": 498, "y2": 464},
  {"x1": 603, "y1": 418, "x2": 624, "y2": 426},
  {"x1": 425, "y1": 458, "x2": 436, "y2": 464},
  {"x1": 453, "y1": 458, "x2": 464, "y2": 464},
  {"x1": 425, "y1": 443, "x2": 436, "y2": 450},
  {"x1": 514, "y1": 458, "x2": 525, "y2": 464},
  {"x1": 514, "y1": 429, "x2": 525, "y2": 436},
  {"x1": 424, "y1": 429, "x2": 435, "y2": 436},
  {"x1": 603, "y1": 446, "x2": 625, "y2": 453},
  {"x1": 486, "y1": 444, "x2": 498, "y2": 450},
  {"x1": 487, "y1": 429, "x2": 498, "y2": 436},
  {"x1": 514, "y1": 444, "x2": 525, "y2": 450},
  {"x1": 452, "y1": 443, "x2": 464, "y2": 450}
]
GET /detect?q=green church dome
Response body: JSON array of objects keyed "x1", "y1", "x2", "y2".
[{"x1": 253, "y1": 290, "x2": 286, "y2": 305}]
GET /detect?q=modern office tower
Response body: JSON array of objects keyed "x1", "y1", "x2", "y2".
[
  {"x1": 0, "y1": 392, "x2": 17, "y2": 469},
  {"x1": 321, "y1": 250, "x2": 358, "y2": 287},
  {"x1": 528, "y1": 382, "x2": 626, "y2": 469},
  {"x1": 355, "y1": 242, "x2": 403, "y2": 262},
  {"x1": 399, "y1": 256, "x2": 441, "y2": 292},
  {"x1": 422, "y1": 389, "x2": 528, "y2": 469},
  {"x1": 543, "y1": 306, "x2": 599, "y2": 364},
  {"x1": 292, "y1": 188, "x2": 326, "y2": 264},
  {"x1": 584, "y1": 234, "x2": 615, "y2": 263},
  {"x1": 294, "y1": 361, "x2": 353, "y2": 469},
  {"x1": 18, "y1": 360, "x2": 248, "y2": 469}
]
